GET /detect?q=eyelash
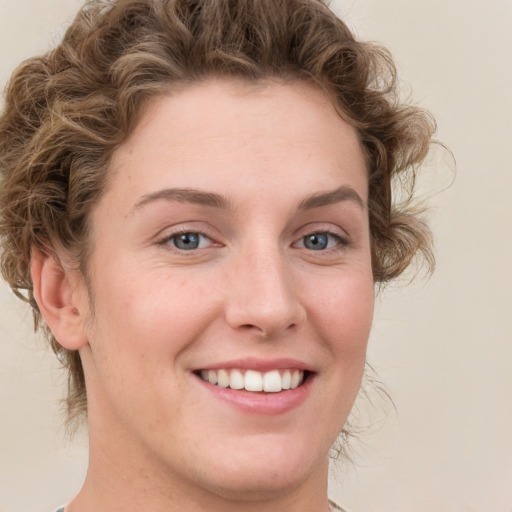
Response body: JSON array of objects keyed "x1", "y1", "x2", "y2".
[
  {"x1": 293, "y1": 230, "x2": 349, "y2": 252},
  {"x1": 157, "y1": 228, "x2": 215, "y2": 251},
  {"x1": 157, "y1": 227, "x2": 349, "y2": 254}
]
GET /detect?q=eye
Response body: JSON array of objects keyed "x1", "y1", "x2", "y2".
[
  {"x1": 296, "y1": 232, "x2": 345, "y2": 251},
  {"x1": 166, "y1": 232, "x2": 211, "y2": 250}
]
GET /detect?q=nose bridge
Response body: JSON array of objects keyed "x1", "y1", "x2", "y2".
[{"x1": 225, "y1": 237, "x2": 304, "y2": 337}]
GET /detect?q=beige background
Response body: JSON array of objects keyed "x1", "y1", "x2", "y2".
[{"x1": 1, "y1": 1, "x2": 511, "y2": 511}]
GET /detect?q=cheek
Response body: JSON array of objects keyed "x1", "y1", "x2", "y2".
[
  {"x1": 304, "y1": 273, "x2": 373, "y2": 435},
  {"x1": 313, "y1": 272, "x2": 374, "y2": 349},
  {"x1": 311, "y1": 270, "x2": 374, "y2": 409},
  {"x1": 88, "y1": 264, "x2": 216, "y2": 361}
]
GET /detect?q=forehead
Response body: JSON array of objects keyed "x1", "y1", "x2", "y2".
[{"x1": 104, "y1": 78, "x2": 367, "y2": 210}]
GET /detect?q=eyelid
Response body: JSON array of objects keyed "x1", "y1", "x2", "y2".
[
  {"x1": 155, "y1": 224, "x2": 222, "y2": 251},
  {"x1": 168, "y1": 232, "x2": 211, "y2": 250},
  {"x1": 293, "y1": 230, "x2": 348, "y2": 250},
  {"x1": 293, "y1": 222, "x2": 350, "y2": 243}
]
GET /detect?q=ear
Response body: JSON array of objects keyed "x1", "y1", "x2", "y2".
[{"x1": 31, "y1": 246, "x2": 89, "y2": 350}]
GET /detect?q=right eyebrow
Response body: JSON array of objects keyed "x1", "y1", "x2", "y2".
[
  {"x1": 298, "y1": 185, "x2": 366, "y2": 211},
  {"x1": 130, "y1": 188, "x2": 233, "y2": 213}
]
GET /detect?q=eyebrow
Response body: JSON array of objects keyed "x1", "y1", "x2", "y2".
[
  {"x1": 131, "y1": 184, "x2": 365, "y2": 214},
  {"x1": 298, "y1": 185, "x2": 365, "y2": 210},
  {"x1": 132, "y1": 188, "x2": 232, "y2": 212}
]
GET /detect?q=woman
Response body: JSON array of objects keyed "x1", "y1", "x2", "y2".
[{"x1": 0, "y1": 1, "x2": 435, "y2": 511}]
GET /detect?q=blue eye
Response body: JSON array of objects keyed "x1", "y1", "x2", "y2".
[
  {"x1": 303, "y1": 233, "x2": 328, "y2": 250},
  {"x1": 169, "y1": 232, "x2": 208, "y2": 250},
  {"x1": 300, "y1": 232, "x2": 344, "y2": 251}
]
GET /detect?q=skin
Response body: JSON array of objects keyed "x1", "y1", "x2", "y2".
[{"x1": 33, "y1": 79, "x2": 374, "y2": 512}]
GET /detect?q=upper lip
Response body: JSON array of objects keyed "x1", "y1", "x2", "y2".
[{"x1": 194, "y1": 357, "x2": 314, "y2": 373}]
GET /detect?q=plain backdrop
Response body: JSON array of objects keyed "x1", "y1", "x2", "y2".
[{"x1": 1, "y1": 1, "x2": 511, "y2": 511}]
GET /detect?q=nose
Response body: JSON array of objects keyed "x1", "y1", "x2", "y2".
[{"x1": 224, "y1": 243, "x2": 306, "y2": 339}]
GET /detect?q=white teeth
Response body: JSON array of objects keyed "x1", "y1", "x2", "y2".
[
  {"x1": 282, "y1": 370, "x2": 291, "y2": 390},
  {"x1": 290, "y1": 370, "x2": 300, "y2": 389},
  {"x1": 208, "y1": 370, "x2": 218, "y2": 385},
  {"x1": 217, "y1": 369, "x2": 229, "y2": 388},
  {"x1": 229, "y1": 369, "x2": 244, "y2": 390},
  {"x1": 244, "y1": 370, "x2": 263, "y2": 391},
  {"x1": 263, "y1": 370, "x2": 282, "y2": 392},
  {"x1": 198, "y1": 368, "x2": 305, "y2": 392}
]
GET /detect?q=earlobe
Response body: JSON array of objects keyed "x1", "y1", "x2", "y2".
[{"x1": 31, "y1": 246, "x2": 89, "y2": 350}]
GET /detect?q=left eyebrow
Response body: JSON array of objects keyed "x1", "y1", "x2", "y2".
[
  {"x1": 131, "y1": 188, "x2": 233, "y2": 212},
  {"x1": 298, "y1": 185, "x2": 366, "y2": 211}
]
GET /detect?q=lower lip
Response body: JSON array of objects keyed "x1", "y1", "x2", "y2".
[{"x1": 194, "y1": 374, "x2": 314, "y2": 415}]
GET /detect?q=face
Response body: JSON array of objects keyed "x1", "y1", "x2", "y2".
[{"x1": 77, "y1": 79, "x2": 374, "y2": 502}]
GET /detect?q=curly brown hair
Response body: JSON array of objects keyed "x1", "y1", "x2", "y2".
[{"x1": 0, "y1": 0, "x2": 435, "y2": 423}]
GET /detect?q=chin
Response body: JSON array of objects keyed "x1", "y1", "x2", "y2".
[
  {"x1": 200, "y1": 466, "x2": 313, "y2": 502},
  {"x1": 187, "y1": 435, "x2": 327, "y2": 501}
]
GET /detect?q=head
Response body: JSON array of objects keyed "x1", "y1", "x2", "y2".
[{"x1": 0, "y1": 0, "x2": 433, "y2": 462}]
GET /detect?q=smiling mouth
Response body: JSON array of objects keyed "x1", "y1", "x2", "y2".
[{"x1": 196, "y1": 369, "x2": 308, "y2": 393}]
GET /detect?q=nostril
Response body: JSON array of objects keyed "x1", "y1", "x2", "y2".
[
  {"x1": 240, "y1": 323, "x2": 267, "y2": 335},
  {"x1": 239, "y1": 323, "x2": 288, "y2": 339}
]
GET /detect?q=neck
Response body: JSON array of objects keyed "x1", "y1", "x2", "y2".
[
  {"x1": 69, "y1": 419, "x2": 332, "y2": 512},
  {"x1": 70, "y1": 466, "x2": 332, "y2": 512}
]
